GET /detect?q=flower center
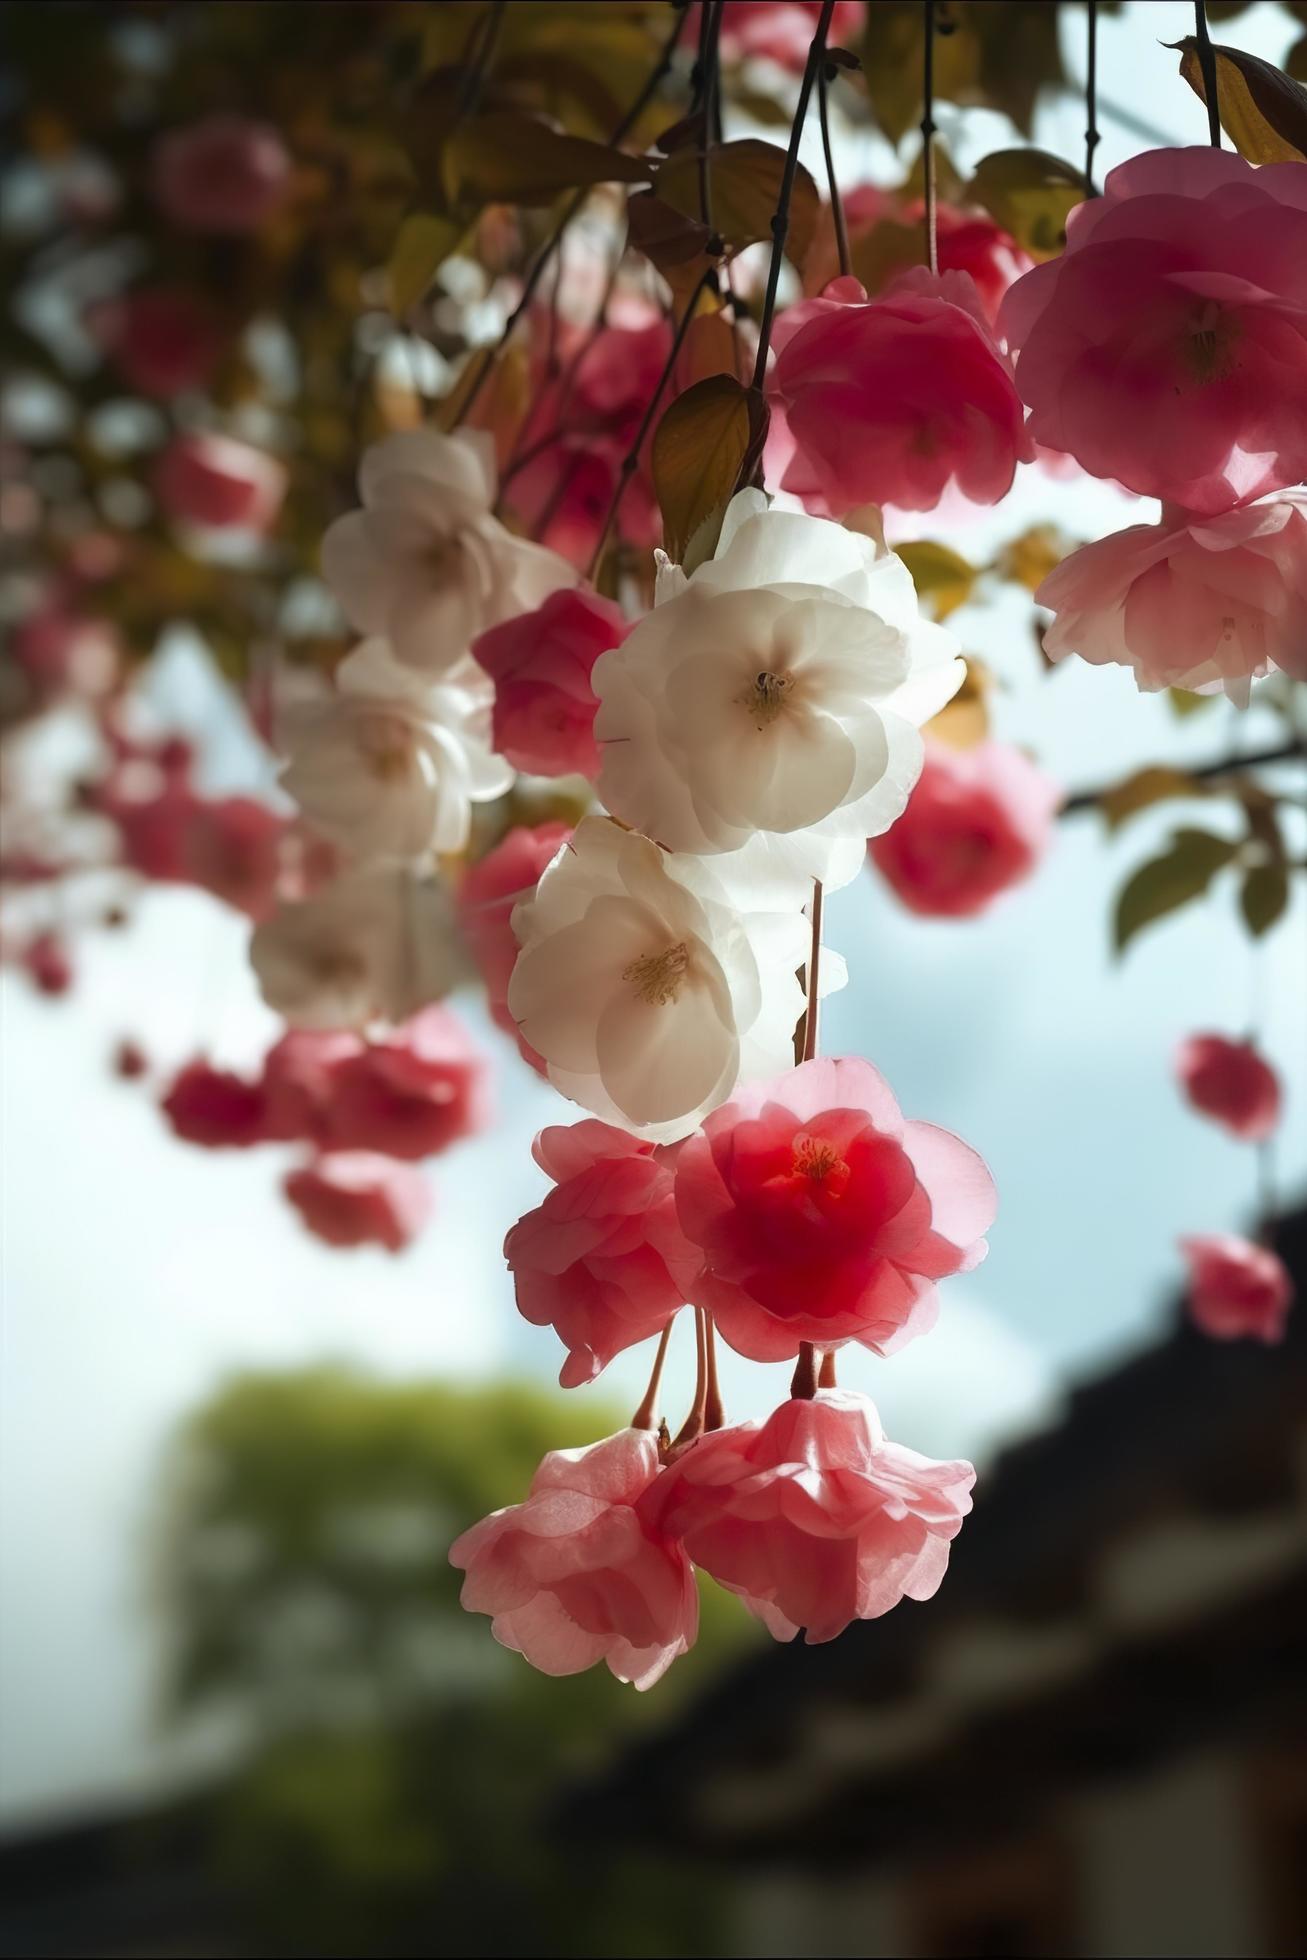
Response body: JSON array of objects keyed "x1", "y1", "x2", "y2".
[
  {"x1": 623, "y1": 941, "x2": 689, "y2": 1005},
  {"x1": 736, "y1": 670, "x2": 794, "y2": 730},
  {"x1": 791, "y1": 1131, "x2": 849, "y2": 1190},
  {"x1": 1183, "y1": 303, "x2": 1239, "y2": 385}
]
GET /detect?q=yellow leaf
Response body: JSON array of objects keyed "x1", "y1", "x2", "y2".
[
  {"x1": 444, "y1": 112, "x2": 654, "y2": 208},
  {"x1": 897, "y1": 540, "x2": 978, "y2": 621},
  {"x1": 388, "y1": 213, "x2": 464, "y2": 316},
  {"x1": 1174, "y1": 36, "x2": 1307, "y2": 163},
  {"x1": 926, "y1": 658, "x2": 992, "y2": 750},
  {"x1": 997, "y1": 524, "x2": 1075, "y2": 594},
  {"x1": 968, "y1": 149, "x2": 1086, "y2": 260}
]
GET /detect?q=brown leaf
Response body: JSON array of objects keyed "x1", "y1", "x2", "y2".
[
  {"x1": 652, "y1": 374, "x2": 761, "y2": 564},
  {"x1": 1174, "y1": 36, "x2": 1307, "y2": 163},
  {"x1": 1099, "y1": 766, "x2": 1205, "y2": 833},
  {"x1": 444, "y1": 112, "x2": 654, "y2": 207},
  {"x1": 656, "y1": 139, "x2": 819, "y2": 268},
  {"x1": 626, "y1": 192, "x2": 718, "y2": 290}
]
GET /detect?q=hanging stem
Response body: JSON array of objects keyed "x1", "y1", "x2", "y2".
[
  {"x1": 749, "y1": 0, "x2": 837, "y2": 393},
  {"x1": 703, "y1": 1315, "x2": 724, "y2": 1432},
  {"x1": 791, "y1": 1340, "x2": 819, "y2": 1400},
  {"x1": 632, "y1": 1320, "x2": 674, "y2": 1430},
  {"x1": 921, "y1": 0, "x2": 938, "y2": 274},
  {"x1": 818, "y1": 1349, "x2": 838, "y2": 1389},
  {"x1": 800, "y1": 878, "x2": 824, "y2": 1063},
  {"x1": 817, "y1": 59, "x2": 851, "y2": 279},
  {"x1": 1193, "y1": 1, "x2": 1222, "y2": 148},
  {"x1": 1084, "y1": 0, "x2": 1100, "y2": 197},
  {"x1": 697, "y1": 1, "x2": 724, "y2": 232},
  {"x1": 456, "y1": 1, "x2": 507, "y2": 114},
  {"x1": 673, "y1": 1307, "x2": 710, "y2": 1447}
]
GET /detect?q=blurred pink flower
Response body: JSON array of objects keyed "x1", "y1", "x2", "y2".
[
  {"x1": 261, "y1": 1028, "x2": 364, "y2": 1142},
  {"x1": 646, "y1": 1389, "x2": 974, "y2": 1643},
  {"x1": 161, "y1": 1059, "x2": 270, "y2": 1148},
  {"x1": 698, "y1": 1, "x2": 866, "y2": 70},
  {"x1": 473, "y1": 588, "x2": 627, "y2": 780},
  {"x1": 506, "y1": 1121, "x2": 700, "y2": 1387},
  {"x1": 1175, "y1": 1034, "x2": 1282, "y2": 1142},
  {"x1": 154, "y1": 431, "x2": 287, "y2": 532},
  {"x1": 21, "y1": 931, "x2": 73, "y2": 997},
  {"x1": 284, "y1": 1152, "x2": 432, "y2": 1252},
  {"x1": 152, "y1": 114, "x2": 290, "y2": 234},
  {"x1": 89, "y1": 288, "x2": 222, "y2": 399},
  {"x1": 457, "y1": 822, "x2": 570, "y2": 1068},
  {"x1": 806, "y1": 185, "x2": 1031, "y2": 320},
  {"x1": 181, "y1": 795, "x2": 286, "y2": 919},
  {"x1": 324, "y1": 1006, "x2": 490, "y2": 1161},
  {"x1": 1180, "y1": 1234, "x2": 1294, "y2": 1343},
  {"x1": 869, "y1": 740, "x2": 1060, "y2": 918},
  {"x1": 451, "y1": 1427, "x2": 698, "y2": 1688}
]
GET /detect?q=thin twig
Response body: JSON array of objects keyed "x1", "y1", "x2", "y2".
[
  {"x1": 817, "y1": 59, "x2": 851, "y2": 278},
  {"x1": 922, "y1": 0, "x2": 938, "y2": 274},
  {"x1": 1084, "y1": 0, "x2": 1100, "y2": 197},
  {"x1": 1059, "y1": 742, "x2": 1301, "y2": 817},
  {"x1": 801, "y1": 878, "x2": 824, "y2": 1063},
  {"x1": 1193, "y1": 1, "x2": 1223, "y2": 147},
  {"x1": 749, "y1": 0, "x2": 837, "y2": 394}
]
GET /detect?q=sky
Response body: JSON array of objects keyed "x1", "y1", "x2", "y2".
[{"x1": 2, "y1": 0, "x2": 1306, "y2": 1832}]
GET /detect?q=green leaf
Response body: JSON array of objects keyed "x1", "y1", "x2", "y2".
[
  {"x1": 1099, "y1": 765, "x2": 1205, "y2": 833},
  {"x1": 387, "y1": 212, "x2": 464, "y2": 315},
  {"x1": 443, "y1": 112, "x2": 654, "y2": 207},
  {"x1": 1174, "y1": 36, "x2": 1307, "y2": 163},
  {"x1": 656, "y1": 139, "x2": 819, "y2": 268},
  {"x1": 652, "y1": 374, "x2": 759, "y2": 565},
  {"x1": 896, "y1": 540, "x2": 978, "y2": 621},
  {"x1": 968, "y1": 149, "x2": 1086, "y2": 260},
  {"x1": 1240, "y1": 861, "x2": 1290, "y2": 937},
  {"x1": 1113, "y1": 828, "x2": 1239, "y2": 955}
]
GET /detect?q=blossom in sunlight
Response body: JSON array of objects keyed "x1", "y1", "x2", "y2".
[
  {"x1": 1000, "y1": 148, "x2": 1307, "y2": 513},
  {"x1": 153, "y1": 431, "x2": 287, "y2": 532},
  {"x1": 592, "y1": 492, "x2": 963, "y2": 882},
  {"x1": 1037, "y1": 497, "x2": 1307, "y2": 700},
  {"x1": 645, "y1": 1390, "x2": 974, "y2": 1643},
  {"x1": 279, "y1": 639, "x2": 511, "y2": 861},
  {"x1": 88, "y1": 288, "x2": 222, "y2": 399},
  {"x1": 1180, "y1": 1234, "x2": 1294, "y2": 1343},
  {"x1": 451, "y1": 1428, "x2": 698, "y2": 1688},
  {"x1": 152, "y1": 114, "x2": 290, "y2": 234},
  {"x1": 284, "y1": 1152, "x2": 432, "y2": 1252},
  {"x1": 251, "y1": 865, "x2": 461, "y2": 1030},
  {"x1": 161, "y1": 1059, "x2": 270, "y2": 1148},
  {"x1": 772, "y1": 271, "x2": 1031, "y2": 515},
  {"x1": 673, "y1": 1056, "x2": 996, "y2": 1362},
  {"x1": 506, "y1": 1122, "x2": 700, "y2": 1387},
  {"x1": 869, "y1": 741, "x2": 1060, "y2": 918},
  {"x1": 506, "y1": 815, "x2": 810, "y2": 1140},
  {"x1": 1176, "y1": 1035, "x2": 1282, "y2": 1143},
  {"x1": 323, "y1": 1005, "x2": 489, "y2": 1161},
  {"x1": 457, "y1": 822, "x2": 571, "y2": 1068},
  {"x1": 473, "y1": 588, "x2": 628, "y2": 780},
  {"x1": 321, "y1": 429, "x2": 572, "y2": 675}
]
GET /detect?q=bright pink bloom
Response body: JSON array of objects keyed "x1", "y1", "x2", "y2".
[
  {"x1": 1180, "y1": 1233, "x2": 1294, "y2": 1343},
  {"x1": 161, "y1": 1059, "x2": 270, "y2": 1148},
  {"x1": 673, "y1": 1057, "x2": 996, "y2": 1363},
  {"x1": 451, "y1": 1427, "x2": 698, "y2": 1688},
  {"x1": 152, "y1": 115, "x2": 290, "y2": 234},
  {"x1": 21, "y1": 931, "x2": 73, "y2": 997},
  {"x1": 806, "y1": 184, "x2": 1030, "y2": 321},
  {"x1": 647, "y1": 1389, "x2": 974, "y2": 1643},
  {"x1": 1175, "y1": 1034, "x2": 1282, "y2": 1142},
  {"x1": 506, "y1": 1121, "x2": 700, "y2": 1388},
  {"x1": 1000, "y1": 147, "x2": 1307, "y2": 513},
  {"x1": 324, "y1": 1006, "x2": 490, "y2": 1161},
  {"x1": 699, "y1": 1, "x2": 866, "y2": 70},
  {"x1": 869, "y1": 741, "x2": 1060, "y2": 918},
  {"x1": 11, "y1": 607, "x2": 118, "y2": 700},
  {"x1": 89, "y1": 289, "x2": 222, "y2": 398},
  {"x1": 457, "y1": 823, "x2": 570, "y2": 1068},
  {"x1": 181, "y1": 796, "x2": 286, "y2": 918},
  {"x1": 261, "y1": 1028, "x2": 364, "y2": 1142},
  {"x1": 473, "y1": 588, "x2": 627, "y2": 780},
  {"x1": 772, "y1": 271, "x2": 1031, "y2": 515},
  {"x1": 284, "y1": 1152, "x2": 433, "y2": 1252},
  {"x1": 154, "y1": 432, "x2": 286, "y2": 532},
  {"x1": 1038, "y1": 498, "x2": 1307, "y2": 698}
]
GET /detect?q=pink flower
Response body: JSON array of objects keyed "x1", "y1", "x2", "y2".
[
  {"x1": 451, "y1": 1427, "x2": 698, "y2": 1688},
  {"x1": 772, "y1": 271, "x2": 1031, "y2": 515},
  {"x1": 473, "y1": 588, "x2": 627, "y2": 780},
  {"x1": 152, "y1": 115, "x2": 290, "y2": 234},
  {"x1": 701, "y1": 1, "x2": 866, "y2": 70},
  {"x1": 1000, "y1": 147, "x2": 1307, "y2": 513},
  {"x1": 161, "y1": 1059, "x2": 270, "y2": 1148},
  {"x1": 673, "y1": 1057, "x2": 997, "y2": 1362},
  {"x1": 181, "y1": 796, "x2": 286, "y2": 919},
  {"x1": 1037, "y1": 498, "x2": 1307, "y2": 698},
  {"x1": 806, "y1": 186, "x2": 1030, "y2": 321},
  {"x1": 11, "y1": 607, "x2": 118, "y2": 700},
  {"x1": 89, "y1": 289, "x2": 222, "y2": 399},
  {"x1": 21, "y1": 931, "x2": 73, "y2": 997},
  {"x1": 646, "y1": 1389, "x2": 974, "y2": 1643},
  {"x1": 506, "y1": 1121, "x2": 701, "y2": 1388},
  {"x1": 324, "y1": 1006, "x2": 490, "y2": 1161},
  {"x1": 261, "y1": 1028, "x2": 364, "y2": 1142},
  {"x1": 1175, "y1": 1034, "x2": 1282, "y2": 1142},
  {"x1": 1180, "y1": 1234, "x2": 1294, "y2": 1343},
  {"x1": 869, "y1": 741, "x2": 1060, "y2": 918},
  {"x1": 153, "y1": 432, "x2": 287, "y2": 532},
  {"x1": 457, "y1": 823, "x2": 570, "y2": 1066},
  {"x1": 284, "y1": 1152, "x2": 432, "y2": 1252}
]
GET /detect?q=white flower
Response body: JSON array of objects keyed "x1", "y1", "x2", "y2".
[
  {"x1": 592, "y1": 491, "x2": 963, "y2": 882},
  {"x1": 278, "y1": 639, "x2": 512, "y2": 861},
  {"x1": 251, "y1": 865, "x2": 462, "y2": 1029},
  {"x1": 506, "y1": 815, "x2": 824, "y2": 1141},
  {"x1": 321, "y1": 429, "x2": 572, "y2": 675}
]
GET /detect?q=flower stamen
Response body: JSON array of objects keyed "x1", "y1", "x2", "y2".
[
  {"x1": 736, "y1": 669, "x2": 794, "y2": 729},
  {"x1": 623, "y1": 941, "x2": 690, "y2": 1005}
]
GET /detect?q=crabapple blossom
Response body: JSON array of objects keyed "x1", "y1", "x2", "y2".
[
  {"x1": 592, "y1": 492, "x2": 963, "y2": 883},
  {"x1": 1180, "y1": 1234, "x2": 1294, "y2": 1343},
  {"x1": 279, "y1": 639, "x2": 511, "y2": 861},
  {"x1": 506, "y1": 1122, "x2": 700, "y2": 1388},
  {"x1": 161, "y1": 1059, "x2": 270, "y2": 1148},
  {"x1": 506, "y1": 815, "x2": 812, "y2": 1140},
  {"x1": 261, "y1": 1028, "x2": 364, "y2": 1142},
  {"x1": 154, "y1": 431, "x2": 286, "y2": 532},
  {"x1": 321, "y1": 429, "x2": 572, "y2": 675},
  {"x1": 806, "y1": 185, "x2": 1030, "y2": 320},
  {"x1": 152, "y1": 114, "x2": 290, "y2": 234},
  {"x1": 1175, "y1": 1035, "x2": 1282, "y2": 1143},
  {"x1": 284, "y1": 1153, "x2": 433, "y2": 1253},
  {"x1": 473, "y1": 588, "x2": 628, "y2": 780},
  {"x1": 1000, "y1": 147, "x2": 1307, "y2": 513},
  {"x1": 324, "y1": 1006, "x2": 489, "y2": 1160},
  {"x1": 701, "y1": 1, "x2": 867, "y2": 71},
  {"x1": 869, "y1": 741, "x2": 1060, "y2": 918},
  {"x1": 457, "y1": 821, "x2": 571, "y2": 1067},
  {"x1": 450, "y1": 1427, "x2": 698, "y2": 1688},
  {"x1": 251, "y1": 865, "x2": 461, "y2": 1030},
  {"x1": 772, "y1": 271, "x2": 1032, "y2": 516},
  {"x1": 1037, "y1": 497, "x2": 1307, "y2": 701},
  {"x1": 21, "y1": 931, "x2": 73, "y2": 996},
  {"x1": 673, "y1": 1056, "x2": 996, "y2": 1362},
  {"x1": 89, "y1": 288, "x2": 222, "y2": 399},
  {"x1": 645, "y1": 1389, "x2": 974, "y2": 1643}
]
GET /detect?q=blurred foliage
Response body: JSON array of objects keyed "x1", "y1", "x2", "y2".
[{"x1": 153, "y1": 1366, "x2": 750, "y2": 1955}]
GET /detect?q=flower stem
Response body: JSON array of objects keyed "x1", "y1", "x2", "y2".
[
  {"x1": 1084, "y1": 0, "x2": 1100, "y2": 197},
  {"x1": 1193, "y1": 1, "x2": 1223, "y2": 148},
  {"x1": 633, "y1": 1320, "x2": 674, "y2": 1430},
  {"x1": 749, "y1": 0, "x2": 837, "y2": 394},
  {"x1": 818, "y1": 1348, "x2": 838, "y2": 1389},
  {"x1": 800, "y1": 878, "x2": 824, "y2": 1063},
  {"x1": 791, "y1": 1340, "x2": 819, "y2": 1400},
  {"x1": 696, "y1": 2, "x2": 724, "y2": 232},
  {"x1": 921, "y1": 0, "x2": 938, "y2": 274},
  {"x1": 703, "y1": 1314, "x2": 724, "y2": 1432},
  {"x1": 673, "y1": 1306, "x2": 710, "y2": 1447},
  {"x1": 817, "y1": 60, "x2": 851, "y2": 279}
]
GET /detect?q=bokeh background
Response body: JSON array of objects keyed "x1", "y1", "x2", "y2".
[{"x1": 3, "y1": 3, "x2": 1306, "y2": 1955}]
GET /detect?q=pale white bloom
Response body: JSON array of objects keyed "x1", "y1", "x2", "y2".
[
  {"x1": 321, "y1": 428, "x2": 572, "y2": 675},
  {"x1": 279, "y1": 639, "x2": 511, "y2": 861},
  {"x1": 592, "y1": 491, "x2": 963, "y2": 880},
  {"x1": 251, "y1": 865, "x2": 462, "y2": 1029},
  {"x1": 506, "y1": 815, "x2": 826, "y2": 1141}
]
